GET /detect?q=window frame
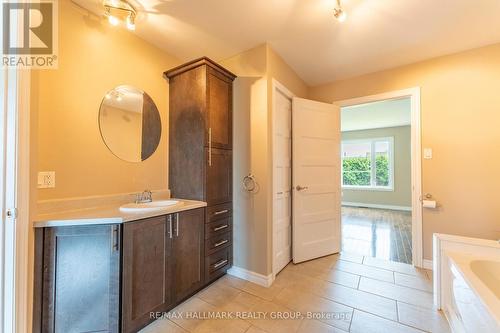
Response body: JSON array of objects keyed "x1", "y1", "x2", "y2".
[{"x1": 341, "y1": 136, "x2": 395, "y2": 191}]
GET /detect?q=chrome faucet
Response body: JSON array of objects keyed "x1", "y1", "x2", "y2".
[{"x1": 135, "y1": 190, "x2": 153, "y2": 204}]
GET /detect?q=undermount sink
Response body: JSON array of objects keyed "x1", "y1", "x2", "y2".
[{"x1": 120, "y1": 200, "x2": 182, "y2": 212}]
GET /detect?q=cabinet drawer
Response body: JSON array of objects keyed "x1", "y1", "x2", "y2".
[
  {"x1": 205, "y1": 217, "x2": 232, "y2": 239},
  {"x1": 207, "y1": 203, "x2": 232, "y2": 222},
  {"x1": 205, "y1": 247, "x2": 232, "y2": 282},
  {"x1": 205, "y1": 231, "x2": 232, "y2": 255}
]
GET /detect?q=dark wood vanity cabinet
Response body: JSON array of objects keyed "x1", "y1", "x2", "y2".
[
  {"x1": 34, "y1": 225, "x2": 120, "y2": 333},
  {"x1": 121, "y1": 208, "x2": 205, "y2": 332},
  {"x1": 121, "y1": 216, "x2": 172, "y2": 333},
  {"x1": 171, "y1": 208, "x2": 205, "y2": 301},
  {"x1": 34, "y1": 208, "x2": 206, "y2": 333},
  {"x1": 165, "y1": 57, "x2": 236, "y2": 283}
]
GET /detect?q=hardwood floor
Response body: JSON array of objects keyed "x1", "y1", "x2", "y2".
[{"x1": 341, "y1": 207, "x2": 412, "y2": 264}]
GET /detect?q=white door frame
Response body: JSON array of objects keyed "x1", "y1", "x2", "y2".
[
  {"x1": 0, "y1": 28, "x2": 32, "y2": 333},
  {"x1": 334, "y1": 87, "x2": 423, "y2": 268},
  {"x1": 271, "y1": 79, "x2": 295, "y2": 279}
]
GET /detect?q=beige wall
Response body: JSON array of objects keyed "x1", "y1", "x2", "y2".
[
  {"x1": 31, "y1": 0, "x2": 180, "y2": 202},
  {"x1": 220, "y1": 44, "x2": 308, "y2": 275},
  {"x1": 309, "y1": 43, "x2": 500, "y2": 259},
  {"x1": 219, "y1": 44, "x2": 269, "y2": 275},
  {"x1": 341, "y1": 126, "x2": 412, "y2": 208}
]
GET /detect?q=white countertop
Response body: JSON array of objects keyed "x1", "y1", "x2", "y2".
[{"x1": 34, "y1": 199, "x2": 207, "y2": 228}]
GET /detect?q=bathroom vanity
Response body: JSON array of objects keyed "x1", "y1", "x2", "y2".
[
  {"x1": 32, "y1": 57, "x2": 236, "y2": 333},
  {"x1": 32, "y1": 200, "x2": 215, "y2": 333}
]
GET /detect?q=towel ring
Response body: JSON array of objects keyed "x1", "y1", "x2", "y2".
[{"x1": 243, "y1": 174, "x2": 258, "y2": 193}]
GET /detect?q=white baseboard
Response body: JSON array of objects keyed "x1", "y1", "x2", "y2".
[
  {"x1": 342, "y1": 201, "x2": 412, "y2": 212},
  {"x1": 423, "y1": 259, "x2": 433, "y2": 270},
  {"x1": 227, "y1": 266, "x2": 273, "y2": 287}
]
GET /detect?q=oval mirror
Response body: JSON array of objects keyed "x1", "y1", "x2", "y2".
[{"x1": 99, "y1": 85, "x2": 161, "y2": 162}]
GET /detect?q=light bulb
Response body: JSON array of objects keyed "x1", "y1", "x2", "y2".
[
  {"x1": 337, "y1": 10, "x2": 346, "y2": 22},
  {"x1": 334, "y1": 7, "x2": 347, "y2": 22},
  {"x1": 108, "y1": 15, "x2": 119, "y2": 26},
  {"x1": 126, "y1": 15, "x2": 136, "y2": 31}
]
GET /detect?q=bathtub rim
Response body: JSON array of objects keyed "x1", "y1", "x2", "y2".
[{"x1": 447, "y1": 252, "x2": 500, "y2": 326}]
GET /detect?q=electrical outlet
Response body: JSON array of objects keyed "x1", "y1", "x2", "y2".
[{"x1": 38, "y1": 171, "x2": 56, "y2": 189}]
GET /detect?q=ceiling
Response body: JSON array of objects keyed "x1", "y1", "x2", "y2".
[
  {"x1": 341, "y1": 97, "x2": 411, "y2": 132},
  {"x1": 77, "y1": 0, "x2": 500, "y2": 86}
]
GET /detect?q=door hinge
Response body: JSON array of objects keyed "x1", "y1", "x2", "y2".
[{"x1": 6, "y1": 208, "x2": 18, "y2": 219}]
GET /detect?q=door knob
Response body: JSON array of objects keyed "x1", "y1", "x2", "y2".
[{"x1": 296, "y1": 185, "x2": 309, "y2": 191}]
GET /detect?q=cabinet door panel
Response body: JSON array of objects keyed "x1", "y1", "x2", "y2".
[
  {"x1": 173, "y1": 208, "x2": 205, "y2": 302},
  {"x1": 42, "y1": 225, "x2": 119, "y2": 333},
  {"x1": 207, "y1": 148, "x2": 232, "y2": 206},
  {"x1": 207, "y1": 68, "x2": 232, "y2": 149},
  {"x1": 122, "y1": 216, "x2": 172, "y2": 333}
]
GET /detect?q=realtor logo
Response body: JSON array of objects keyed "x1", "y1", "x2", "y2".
[{"x1": 2, "y1": 0, "x2": 58, "y2": 68}]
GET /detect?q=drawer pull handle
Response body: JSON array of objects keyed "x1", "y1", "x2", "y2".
[
  {"x1": 213, "y1": 224, "x2": 229, "y2": 232},
  {"x1": 213, "y1": 209, "x2": 229, "y2": 216},
  {"x1": 214, "y1": 239, "x2": 229, "y2": 248},
  {"x1": 213, "y1": 259, "x2": 228, "y2": 269}
]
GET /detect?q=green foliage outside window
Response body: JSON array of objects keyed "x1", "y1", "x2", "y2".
[{"x1": 343, "y1": 155, "x2": 389, "y2": 187}]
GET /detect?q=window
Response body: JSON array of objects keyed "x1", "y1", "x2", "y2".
[{"x1": 341, "y1": 137, "x2": 394, "y2": 190}]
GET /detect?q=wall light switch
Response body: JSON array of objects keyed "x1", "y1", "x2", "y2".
[
  {"x1": 423, "y1": 148, "x2": 433, "y2": 159},
  {"x1": 38, "y1": 171, "x2": 56, "y2": 189}
]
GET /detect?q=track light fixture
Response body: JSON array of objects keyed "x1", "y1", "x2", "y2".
[{"x1": 104, "y1": 0, "x2": 136, "y2": 31}]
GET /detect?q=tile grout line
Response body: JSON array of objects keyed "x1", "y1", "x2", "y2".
[{"x1": 353, "y1": 308, "x2": 428, "y2": 333}]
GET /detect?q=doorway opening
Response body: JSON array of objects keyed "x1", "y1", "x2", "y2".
[
  {"x1": 337, "y1": 89, "x2": 422, "y2": 267},
  {"x1": 340, "y1": 98, "x2": 412, "y2": 263}
]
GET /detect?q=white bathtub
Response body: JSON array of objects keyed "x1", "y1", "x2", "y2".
[{"x1": 433, "y1": 234, "x2": 500, "y2": 333}]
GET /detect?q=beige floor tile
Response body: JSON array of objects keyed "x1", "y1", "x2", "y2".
[
  {"x1": 394, "y1": 272, "x2": 433, "y2": 292},
  {"x1": 216, "y1": 274, "x2": 248, "y2": 290},
  {"x1": 339, "y1": 252, "x2": 364, "y2": 264},
  {"x1": 197, "y1": 282, "x2": 242, "y2": 307},
  {"x1": 244, "y1": 326, "x2": 268, "y2": 333},
  {"x1": 358, "y1": 277, "x2": 434, "y2": 309},
  {"x1": 362, "y1": 257, "x2": 426, "y2": 277},
  {"x1": 218, "y1": 291, "x2": 263, "y2": 313},
  {"x1": 240, "y1": 281, "x2": 285, "y2": 301},
  {"x1": 169, "y1": 297, "x2": 218, "y2": 331},
  {"x1": 140, "y1": 318, "x2": 188, "y2": 333},
  {"x1": 283, "y1": 272, "x2": 332, "y2": 296},
  {"x1": 291, "y1": 260, "x2": 333, "y2": 278},
  {"x1": 274, "y1": 288, "x2": 353, "y2": 331},
  {"x1": 273, "y1": 269, "x2": 303, "y2": 289},
  {"x1": 245, "y1": 297, "x2": 302, "y2": 333},
  {"x1": 192, "y1": 317, "x2": 251, "y2": 333},
  {"x1": 397, "y1": 302, "x2": 451, "y2": 333},
  {"x1": 320, "y1": 268, "x2": 360, "y2": 289},
  {"x1": 312, "y1": 254, "x2": 342, "y2": 267},
  {"x1": 332, "y1": 260, "x2": 394, "y2": 282},
  {"x1": 350, "y1": 310, "x2": 424, "y2": 333},
  {"x1": 298, "y1": 319, "x2": 348, "y2": 333},
  {"x1": 322, "y1": 281, "x2": 398, "y2": 321}
]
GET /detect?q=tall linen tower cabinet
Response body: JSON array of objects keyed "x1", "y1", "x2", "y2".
[{"x1": 165, "y1": 57, "x2": 236, "y2": 283}]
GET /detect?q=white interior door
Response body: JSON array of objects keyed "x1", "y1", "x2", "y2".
[
  {"x1": 273, "y1": 89, "x2": 292, "y2": 274},
  {"x1": 292, "y1": 97, "x2": 341, "y2": 263}
]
